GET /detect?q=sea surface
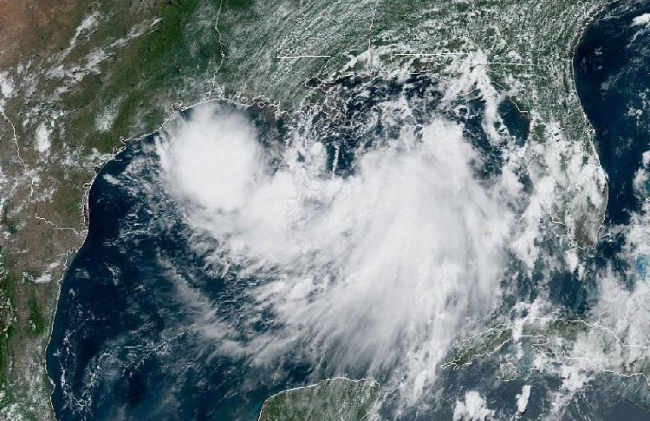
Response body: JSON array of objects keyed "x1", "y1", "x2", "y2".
[{"x1": 47, "y1": 1, "x2": 650, "y2": 419}]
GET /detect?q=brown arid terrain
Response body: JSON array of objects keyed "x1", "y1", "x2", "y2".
[
  {"x1": 0, "y1": 0, "x2": 225, "y2": 418},
  {"x1": 0, "y1": 1, "x2": 83, "y2": 69}
]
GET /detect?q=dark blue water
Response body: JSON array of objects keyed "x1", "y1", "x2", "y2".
[
  {"x1": 46, "y1": 2, "x2": 650, "y2": 418},
  {"x1": 574, "y1": 0, "x2": 650, "y2": 295},
  {"x1": 575, "y1": 0, "x2": 650, "y2": 226},
  {"x1": 46, "y1": 75, "x2": 512, "y2": 420},
  {"x1": 46, "y1": 138, "x2": 284, "y2": 420},
  {"x1": 568, "y1": 2, "x2": 650, "y2": 419}
]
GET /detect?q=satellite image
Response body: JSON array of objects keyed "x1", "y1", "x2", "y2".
[{"x1": 1, "y1": 0, "x2": 650, "y2": 420}]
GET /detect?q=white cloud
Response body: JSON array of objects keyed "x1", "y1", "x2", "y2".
[
  {"x1": 453, "y1": 391, "x2": 495, "y2": 421},
  {"x1": 0, "y1": 71, "x2": 14, "y2": 98},
  {"x1": 95, "y1": 101, "x2": 120, "y2": 133},
  {"x1": 516, "y1": 385, "x2": 531, "y2": 415},
  {"x1": 157, "y1": 104, "x2": 515, "y2": 405},
  {"x1": 59, "y1": 11, "x2": 101, "y2": 60},
  {"x1": 632, "y1": 13, "x2": 650, "y2": 27},
  {"x1": 35, "y1": 122, "x2": 52, "y2": 154},
  {"x1": 158, "y1": 106, "x2": 264, "y2": 213}
]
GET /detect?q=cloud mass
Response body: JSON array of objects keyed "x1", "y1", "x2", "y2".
[{"x1": 156, "y1": 104, "x2": 514, "y2": 404}]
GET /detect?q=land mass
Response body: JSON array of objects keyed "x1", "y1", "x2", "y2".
[{"x1": 258, "y1": 378, "x2": 379, "y2": 421}]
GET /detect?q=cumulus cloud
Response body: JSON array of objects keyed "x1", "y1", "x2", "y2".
[
  {"x1": 632, "y1": 13, "x2": 650, "y2": 27},
  {"x1": 516, "y1": 385, "x2": 531, "y2": 415},
  {"x1": 157, "y1": 104, "x2": 514, "y2": 404},
  {"x1": 158, "y1": 106, "x2": 264, "y2": 213},
  {"x1": 453, "y1": 391, "x2": 495, "y2": 421}
]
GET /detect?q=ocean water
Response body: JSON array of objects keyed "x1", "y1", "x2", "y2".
[
  {"x1": 46, "y1": 1, "x2": 650, "y2": 419},
  {"x1": 575, "y1": 0, "x2": 650, "y2": 226}
]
